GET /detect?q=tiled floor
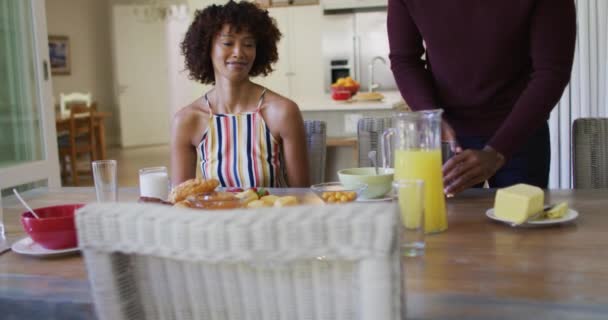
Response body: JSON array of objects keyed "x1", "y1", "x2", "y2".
[{"x1": 62, "y1": 145, "x2": 170, "y2": 187}]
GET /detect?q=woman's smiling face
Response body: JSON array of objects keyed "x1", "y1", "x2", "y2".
[{"x1": 210, "y1": 24, "x2": 256, "y2": 82}]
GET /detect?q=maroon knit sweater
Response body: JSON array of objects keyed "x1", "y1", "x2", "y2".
[{"x1": 387, "y1": 0, "x2": 576, "y2": 157}]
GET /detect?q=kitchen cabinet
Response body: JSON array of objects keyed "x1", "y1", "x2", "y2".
[{"x1": 253, "y1": 5, "x2": 324, "y2": 105}]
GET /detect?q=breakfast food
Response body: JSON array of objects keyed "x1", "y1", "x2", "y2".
[
  {"x1": 274, "y1": 196, "x2": 298, "y2": 207},
  {"x1": 188, "y1": 191, "x2": 242, "y2": 210},
  {"x1": 247, "y1": 200, "x2": 269, "y2": 208},
  {"x1": 260, "y1": 195, "x2": 279, "y2": 206},
  {"x1": 545, "y1": 201, "x2": 568, "y2": 219},
  {"x1": 494, "y1": 183, "x2": 544, "y2": 224},
  {"x1": 167, "y1": 179, "x2": 301, "y2": 210},
  {"x1": 245, "y1": 194, "x2": 299, "y2": 208},
  {"x1": 168, "y1": 178, "x2": 220, "y2": 203},
  {"x1": 320, "y1": 191, "x2": 357, "y2": 203},
  {"x1": 174, "y1": 200, "x2": 194, "y2": 208},
  {"x1": 352, "y1": 92, "x2": 384, "y2": 101},
  {"x1": 235, "y1": 189, "x2": 260, "y2": 205}
]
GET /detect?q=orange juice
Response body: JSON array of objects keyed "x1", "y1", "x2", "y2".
[
  {"x1": 395, "y1": 149, "x2": 447, "y2": 233},
  {"x1": 398, "y1": 183, "x2": 423, "y2": 229}
]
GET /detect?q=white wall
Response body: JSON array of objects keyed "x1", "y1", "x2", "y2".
[{"x1": 45, "y1": 0, "x2": 120, "y2": 146}]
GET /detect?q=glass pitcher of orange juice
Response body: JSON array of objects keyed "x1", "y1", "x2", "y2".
[{"x1": 382, "y1": 110, "x2": 447, "y2": 233}]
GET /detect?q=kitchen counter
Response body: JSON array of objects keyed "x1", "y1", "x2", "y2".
[
  {"x1": 298, "y1": 90, "x2": 406, "y2": 179},
  {"x1": 297, "y1": 90, "x2": 407, "y2": 112}
]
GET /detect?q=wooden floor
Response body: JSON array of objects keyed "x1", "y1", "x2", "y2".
[{"x1": 62, "y1": 145, "x2": 170, "y2": 187}]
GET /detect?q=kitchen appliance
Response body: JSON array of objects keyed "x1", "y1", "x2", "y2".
[
  {"x1": 322, "y1": 11, "x2": 397, "y2": 92},
  {"x1": 329, "y1": 59, "x2": 352, "y2": 84}
]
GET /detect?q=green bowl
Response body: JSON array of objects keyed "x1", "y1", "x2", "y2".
[{"x1": 337, "y1": 167, "x2": 394, "y2": 199}]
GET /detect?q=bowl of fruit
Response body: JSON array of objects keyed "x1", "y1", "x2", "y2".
[
  {"x1": 331, "y1": 77, "x2": 360, "y2": 101},
  {"x1": 310, "y1": 182, "x2": 367, "y2": 204},
  {"x1": 330, "y1": 86, "x2": 352, "y2": 101}
]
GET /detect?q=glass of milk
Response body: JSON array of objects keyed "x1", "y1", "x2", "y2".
[{"x1": 139, "y1": 166, "x2": 169, "y2": 200}]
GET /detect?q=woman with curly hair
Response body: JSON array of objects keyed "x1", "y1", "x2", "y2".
[{"x1": 171, "y1": 0, "x2": 310, "y2": 188}]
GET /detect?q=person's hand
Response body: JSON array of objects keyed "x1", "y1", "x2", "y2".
[{"x1": 442, "y1": 146, "x2": 505, "y2": 195}]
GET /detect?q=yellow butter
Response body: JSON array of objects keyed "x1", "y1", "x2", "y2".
[
  {"x1": 546, "y1": 201, "x2": 568, "y2": 219},
  {"x1": 494, "y1": 184, "x2": 544, "y2": 224}
]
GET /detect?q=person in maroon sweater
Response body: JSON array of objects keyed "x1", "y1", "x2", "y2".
[{"x1": 388, "y1": 0, "x2": 576, "y2": 195}]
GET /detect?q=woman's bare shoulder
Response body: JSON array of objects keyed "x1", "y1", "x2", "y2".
[
  {"x1": 259, "y1": 89, "x2": 304, "y2": 139},
  {"x1": 262, "y1": 89, "x2": 300, "y2": 116},
  {"x1": 174, "y1": 99, "x2": 209, "y2": 126},
  {"x1": 172, "y1": 99, "x2": 210, "y2": 146}
]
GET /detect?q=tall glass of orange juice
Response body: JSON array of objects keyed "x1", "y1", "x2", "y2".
[{"x1": 382, "y1": 110, "x2": 447, "y2": 233}]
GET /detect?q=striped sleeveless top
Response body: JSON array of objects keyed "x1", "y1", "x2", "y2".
[{"x1": 197, "y1": 89, "x2": 287, "y2": 188}]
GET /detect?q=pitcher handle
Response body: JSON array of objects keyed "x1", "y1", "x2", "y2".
[{"x1": 381, "y1": 128, "x2": 396, "y2": 169}]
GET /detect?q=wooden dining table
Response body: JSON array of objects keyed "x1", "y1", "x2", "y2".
[
  {"x1": 55, "y1": 111, "x2": 112, "y2": 160},
  {"x1": 1, "y1": 187, "x2": 607, "y2": 319}
]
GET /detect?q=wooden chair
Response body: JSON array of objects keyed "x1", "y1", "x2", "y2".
[
  {"x1": 304, "y1": 120, "x2": 327, "y2": 185},
  {"x1": 76, "y1": 201, "x2": 402, "y2": 320},
  {"x1": 357, "y1": 117, "x2": 394, "y2": 168},
  {"x1": 572, "y1": 118, "x2": 608, "y2": 188},
  {"x1": 58, "y1": 104, "x2": 97, "y2": 185}
]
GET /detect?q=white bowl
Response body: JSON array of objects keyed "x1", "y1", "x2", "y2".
[{"x1": 337, "y1": 167, "x2": 394, "y2": 199}]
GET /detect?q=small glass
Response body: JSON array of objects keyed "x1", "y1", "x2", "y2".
[
  {"x1": 92, "y1": 160, "x2": 118, "y2": 202},
  {"x1": 139, "y1": 166, "x2": 169, "y2": 201},
  {"x1": 393, "y1": 179, "x2": 425, "y2": 257},
  {"x1": 441, "y1": 140, "x2": 458, "y2": 164}
]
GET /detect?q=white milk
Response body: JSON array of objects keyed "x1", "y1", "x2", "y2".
[{"x1": 139, "y1": 171, "x2": 169, "y2": 200}]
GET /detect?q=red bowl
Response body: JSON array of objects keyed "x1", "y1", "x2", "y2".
[
  {"x1": 20, "y1": 204, "x2": 84, "y2": 250},
  {"x1": 331, "y1": 87, "x2": 352, "y2": 101}
]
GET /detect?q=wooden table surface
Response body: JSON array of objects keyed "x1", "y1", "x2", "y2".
[{"x1": 1, "y1": 187, "x2": 607, "y2": 319}]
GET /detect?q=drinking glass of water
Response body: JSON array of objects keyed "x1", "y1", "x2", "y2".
[
  {"x1": 139, "y1": 166, "x2": 169, "y2": 201},
  {"x1": 92, "y1": 160, "x2": 118, "y2": 202}
]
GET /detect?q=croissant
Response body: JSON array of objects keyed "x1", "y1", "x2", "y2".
[{"x1": 168, "y1": 178, "x2": 220, "y2": 203}]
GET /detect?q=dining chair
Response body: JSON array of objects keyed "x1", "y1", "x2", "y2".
[
  {"x1": 357, "y1": 117, "x2": 394, "y2": 168},
  {"x1": 58, "y1": 104, "x2": 97, "y2": 185},
  {"x1": 59, "y1": 92, "x2": 92, "y2": 117},
  {"x1": 304, "y1": 120, "x2": 327, "y2": 184},
  {"x1": 76, "y1": 201, "x2": 402, "y2": 320},
  {"x1": 572, "y1": 118, "x2": 608, "y2": 188}
]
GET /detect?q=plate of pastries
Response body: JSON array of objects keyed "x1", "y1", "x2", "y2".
[{"x1": 140, "y1": 178, "x2": 299, "y2": 210}]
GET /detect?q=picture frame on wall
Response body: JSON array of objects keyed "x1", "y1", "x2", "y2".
[{"x1": 48, "y1": 35, "x2": 70, "y2": 75}]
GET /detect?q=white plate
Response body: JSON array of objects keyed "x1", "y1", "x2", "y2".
[
  {"x1": 11, "y1": 237, "x2": 79, "y2": 257},
  {"x1": 356, "y1": 194, "x2": 396, "y2": 202},
  {"x1": 485, "y1": 208, "x2": 579, "y2": 226}
]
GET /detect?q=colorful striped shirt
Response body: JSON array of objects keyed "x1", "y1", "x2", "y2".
[{"x1": 197, "y1": 89, "x2": 287, "y2": 188}]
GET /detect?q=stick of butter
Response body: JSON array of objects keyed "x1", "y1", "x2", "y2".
[{"x1": 494, "y1": 184, "x2": 544, "y2": 224}]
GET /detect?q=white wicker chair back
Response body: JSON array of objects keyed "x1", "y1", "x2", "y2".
[{"x1": 76, "y1": 202, "x2": 402, "y2": 320}]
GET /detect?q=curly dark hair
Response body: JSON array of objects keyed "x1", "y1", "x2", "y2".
[{"x1": 181, "y1": 0, "x2": 281, "y2": 84}]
